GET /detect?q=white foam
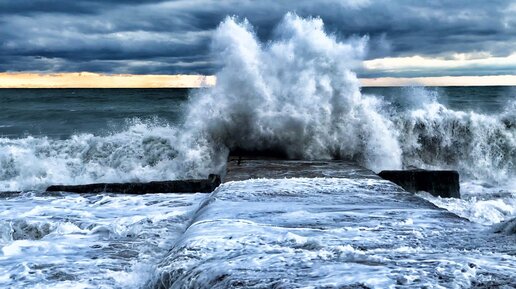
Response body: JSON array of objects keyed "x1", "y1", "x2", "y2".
[
  {"x1": 0, "y1": 13, "x2": 514, "y2": 287},
  {"x1": 397, "y1": 97, "x2": 515, "y2": 183},
  {"x1": 0, "y1": 192, "x2": 204, "y2": 288},
  {"x1": 417, "y1": 180, "x2": 516, "y2": 225}
]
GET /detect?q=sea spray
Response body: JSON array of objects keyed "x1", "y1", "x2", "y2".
[
  {"x1": 387, "y1": 88, "x2": 515, "y2": 182},
  {"x1": 183, "y1": 13, "x2": 402, "y2": 171},
  {"x1": 0, "y1": 120, "x2": 182, "y2": 191}
]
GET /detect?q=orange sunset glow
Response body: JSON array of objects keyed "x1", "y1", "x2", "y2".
[
  {"x1": 0, "y1": 73, "x2": 216, "y2": 88},
  {"x1": 1, "y1": 73, "x2": 515, "y2": 88}
]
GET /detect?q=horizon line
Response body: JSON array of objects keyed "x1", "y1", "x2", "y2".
[{"x1": 0, "y1": 72, "x2": 515, "y2": 88}]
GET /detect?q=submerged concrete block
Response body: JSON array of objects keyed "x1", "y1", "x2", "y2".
[
  {"x1": 378, "y1": 170, "x2": 460, "y2": 198},
  {"x1": 0, "y1": 191, "x2": 22, "y2": 198},
  {"x1": 46, "y1": 174, "x2": 221, "y2": 194}
]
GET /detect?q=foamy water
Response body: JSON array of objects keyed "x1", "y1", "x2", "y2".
[{"x1": 0, "y1": 191, "x2": 204, "y2": 288}]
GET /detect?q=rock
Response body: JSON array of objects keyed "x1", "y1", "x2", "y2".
[
  {"x1": 378, "y1": 169, "x2": 460, "y2": 198},
  {"x1": 492, "y1": 217, "x2": 516, "y2": 235},
  {"x1": 46, "y1": 174, "x2": 221, "y2": 194}
]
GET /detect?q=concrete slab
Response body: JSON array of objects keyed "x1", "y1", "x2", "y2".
[{"x1": 224, "y1": 157, "x2": 380, "y2": 182}]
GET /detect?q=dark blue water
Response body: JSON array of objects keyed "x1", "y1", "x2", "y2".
[
  {"x1": 0, "y1": 88, "x2": 190, "y2": 138},
  {"x1": 363, "y1": 86, "x2": 515, "y2": 114},
  {"x1": 0, "y1": 86, "x2": 513, "y2": 139}
]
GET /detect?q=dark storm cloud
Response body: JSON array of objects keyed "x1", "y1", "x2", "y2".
[
  {"x1": 0, "y1": 0, "x2": 514, "y2": 77},
  {"x1": 0, "y1": 0, "x2": 169, "y2": 15}
]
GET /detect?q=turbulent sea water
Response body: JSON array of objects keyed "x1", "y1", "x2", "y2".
[{"x1": 1, "y1": 14, "x2": 515, "y2": 288}]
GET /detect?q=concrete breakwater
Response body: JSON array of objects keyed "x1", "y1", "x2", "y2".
[
  {"x1": 2, "y1": 157, "x2": 460, "y2": 198},
  {"x1": 378, "y1": 169, "x2": 460, "y2": 198},
  {"x1": 149, "y1": 157, "x2": 514, "y2": 288},
  {"x1": 45, "y1": 174, "x2": 221, "y2": 194},
  {"x1": 2, "y1": 157, "x2": 513, "y2": 287}
]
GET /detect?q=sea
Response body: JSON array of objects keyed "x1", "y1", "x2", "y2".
[
  {"x1": 0, "y1": 86, "x2": 514, "y2": 288},
  {"x1": 0, "y1": 14, "x2": 515, "y2": 289}
]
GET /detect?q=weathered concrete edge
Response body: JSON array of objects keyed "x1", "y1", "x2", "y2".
[
  {"x1": 45, "y1": 174, "x2": 221, "y2": 194},
  {"x1": 378, "y1": 170, "x2": 460, "y2": 198}
]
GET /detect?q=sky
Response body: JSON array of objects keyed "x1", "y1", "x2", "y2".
[{"x1": 0, "y1": 0, "x2": 515, "y2": 86}]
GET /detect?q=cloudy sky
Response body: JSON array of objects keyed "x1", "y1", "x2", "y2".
[{"x1": 0, "y1": 0, "x2": 515, "y2": 83}]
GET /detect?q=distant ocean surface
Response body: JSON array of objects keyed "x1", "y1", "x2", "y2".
[
  {"x1": 1, "y1": 86, "x2": 513, "y2": 138},
  {"x1": 0, "y1": 88, "x2": 190, "y2": 139},
  {"x1": 0, "y1": 86, "x2": 515, "y2": 288}
]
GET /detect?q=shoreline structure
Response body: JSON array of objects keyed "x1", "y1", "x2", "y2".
[{"x1": 4, "y1": 155, "x2": 460, "y2": 199}]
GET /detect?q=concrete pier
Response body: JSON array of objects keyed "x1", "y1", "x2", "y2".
[{"x1": 152, "y1": 158, "x2": 511, "y2": 288}]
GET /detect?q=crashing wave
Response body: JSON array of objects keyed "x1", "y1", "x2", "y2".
[
  {"x1": 396, "y1": 98, "x2": 515, "y2": 182},
  {"x1": 0, "y1": 14, "x2": 514, "y2": 192},
  {"x1": 183, "y1": 13, "x2": 402, "y2": 172}
]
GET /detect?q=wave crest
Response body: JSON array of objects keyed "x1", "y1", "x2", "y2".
[
  {"x1": 184, "y1": 13, "x2": 402, "y2": 171},
  {"x1": 397, "y1": 97, "x2": 515, "y2": 182}
]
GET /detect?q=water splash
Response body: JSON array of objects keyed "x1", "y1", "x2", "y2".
[
  {"x1": 184, "y1": 13, "x2": 402, "y2": 171},
  {"x1": 392, "y1": 89, "x2": 515, "y2": 182}
]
